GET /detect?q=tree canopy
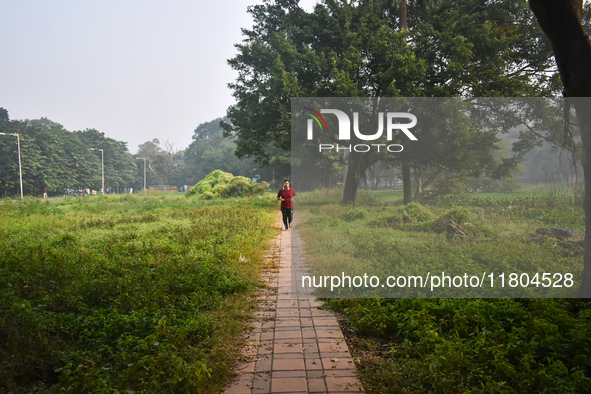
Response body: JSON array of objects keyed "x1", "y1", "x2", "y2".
[
  {"x1": 224, "y1": 0, "x2": 559, "y2": 203},
  {"x1": 135, "y1": 138, "x2": 185, "y2": 188},
  {"x1": 0, "y1": 109, "x2": 139, "y2": 197}
]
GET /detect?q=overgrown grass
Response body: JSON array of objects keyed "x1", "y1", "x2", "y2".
[
  {"x1": 299, "y1": 189, "x2": 583, "y2": 298},
  {"x1": 0, "y1": 193, "x2": 276, "y2": 393},
  {"x1": 297, "y1": 188, "x2": 590, "y2": 392},
  {"x1": 424, "y1": 187, "x2": 585, "y2": 231}
]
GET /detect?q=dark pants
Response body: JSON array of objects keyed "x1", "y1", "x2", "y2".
[{"x1": 281, "y1": 207, "x2": 293, "y2": 229}]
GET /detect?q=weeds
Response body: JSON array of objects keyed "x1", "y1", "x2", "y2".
[
  {"x1": 0, "y1": 193, "x2": 275, "y2": 393},
  {"x1": 327, "y1": 298, "x2": 591, "y2": 393},
  {"x1": 298, "y1": 188, "x2": 589, "y2": 391},
  {"x1": 424, "y1": 187, "x2": 585, "y2": 230}
]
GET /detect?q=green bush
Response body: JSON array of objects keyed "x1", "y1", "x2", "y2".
[
  {"x1": 186, "y1": 170, "x2": 268, "y2": 199},
  {"x1": 370, "y1": 202, "x2": 433, "y2": 228},
  {"x1": 467, "y1": 174, "x2": 522, "y2": 193},
  {"x1": 342, "y1": 207, "x2": 367, "y2": 222}
]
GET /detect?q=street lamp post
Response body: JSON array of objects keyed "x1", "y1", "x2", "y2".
[
  {"x1": 0, "y1": 132, "x2": 24, "y2": 200},
  {"x1": 91, "y1": 148, "x2": 104, "y2": 194},
  {"x1": 136, "y1": 157, "x2": 146, "y2": 190}
]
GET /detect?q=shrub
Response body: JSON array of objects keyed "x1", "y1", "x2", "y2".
[
  {"x1": 342, "y1": 207, "x2": 367, "y2": 222},
  {"x1": 186, "y1": 170, "x2": 268, "y2": 199},
  {"x1": 370, "y1": 203, "x2": 433, "y2": 228}
]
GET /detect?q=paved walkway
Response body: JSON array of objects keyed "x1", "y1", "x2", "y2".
[{"x1": 225, "y1": 216, "x2": 363, "y2": 394}]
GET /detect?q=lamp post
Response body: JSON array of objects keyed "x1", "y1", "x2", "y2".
[
  {"x1": 90, "y1": 148, "x2": 104, "y2": 194},
  {"x1": 136, "y1": 157, "x2": 146, "y2": 190},
  {"x1": 0, "y1": 132, "x2": 24, "y2": 200}
]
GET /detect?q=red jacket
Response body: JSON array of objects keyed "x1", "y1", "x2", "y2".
[{"x1": 277, "y1": 188, "x2": 296, "y2": 209}]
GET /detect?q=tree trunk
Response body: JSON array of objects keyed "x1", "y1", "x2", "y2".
[
  {"x1": 575, "y1": 98, "x2": 591, "y2": 297},
  {"x1": 342, "y1": 151, "x2": 374, "y2": 205},
  {"x1": 529, "y1": 0, "x2": 591, "y2": 296},
  {"x1": 399, "y1": 1, "x2": 411, "y2": 205},
  {"x1": 402, "y1": 159, "x2": 412, "y2": 205},
  {"x1": 413, "y1": 166, "x2": 423, "y2": 202},
  {"x1": 400, "y1": 1, "x2": 407, "y2": 29},
  {"x1": 342, "y1": 160, "x2": 361, "y2": 205}
]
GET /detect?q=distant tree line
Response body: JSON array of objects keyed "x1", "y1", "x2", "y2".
[
  {"x1": 0, "y1": 109, "x2": 137, "y2": 197},
  {"x1": 0, "y1": 109, "x2": 283, "y2": 198}
]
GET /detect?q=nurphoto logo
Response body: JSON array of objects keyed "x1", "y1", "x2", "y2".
[{"x1": 304, "y1": 107, "x2": 418, "y2": 152}]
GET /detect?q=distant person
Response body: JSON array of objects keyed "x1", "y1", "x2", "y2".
[
  {"x1": 43, "y1": 187, "x2": 48, "y2": 199},
  {"x1": 277, "y1": 180, "x2": 296, "y2": 231}
]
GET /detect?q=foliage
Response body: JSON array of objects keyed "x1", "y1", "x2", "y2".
[
  {"x1": 186, "y1": 170, "x2": 269, "y2": 199},
  {"x1": 367, "y1": 202, "x2": 433, "y2": 228},
  {"x1": 183, "y1": 118, "x2": 286, "y2": 187},
  {"x1": 425, "y1": 188, "x2": 585, "y2": 231},
  {"x1": 0, "y1": 193, "x2": 275, "y2": 393},
  {"x1": 224, "y1": 0, "x2": 558, "y2": 202},
  {"x1": 426, "y1": 172, "x2": 522, "y2": 197},
  {"x1": 0, "y1": 108, "x2": 283, "y2": 196},
  {"x1": 0, "y1": 109, "x2": 140, "y2": 197},
  {"x1": 135, "y1": 138, "x2": 185, "y2": 188},
  {"x1": 519, "y1": 141, "x2": 580, "y2": 185},
  {"x1": 342, "y1": 207, "x2": 368, "y2": 222},
  {"x1": 298, "y1": 188, "x2": 588, "y2": 391},
  {"x1": 327, "y1": 298, "x2": 591, "y2": 393},
  {"x1": 75, "y1": 128, "x2": 139, "y2": 192}
]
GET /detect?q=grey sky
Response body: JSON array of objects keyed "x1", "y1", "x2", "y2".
[{"x1": 0, "y1": 0, "x2": 317, "y2": 154}]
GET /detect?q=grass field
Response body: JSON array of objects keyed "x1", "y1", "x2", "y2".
[
  {"x1": 0, "y1": 192, "x2": 277, "y2": 393},
  {"x1": 2, "y1": 187, "x2": 590, "y2": 392},
  {"x1": 297, "y1": 187, "x2": 591, "y2": 392}
]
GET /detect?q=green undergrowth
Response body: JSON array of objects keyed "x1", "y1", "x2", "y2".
[
  {"x1": 326, "y1": 297, "x2": 591, "y2": 393},
  {"x1": 424, "y1": 188, "x2": 585, "y2": 231},
  {"x1": 297, "y1": 188, "x2": 588, "y2": 391},
  {"x1": 0, "y1": 193, "x2": 276, "y2": 393},
  {"x1": 299, "y1": 195, "x2": 582, "y2": 297}
]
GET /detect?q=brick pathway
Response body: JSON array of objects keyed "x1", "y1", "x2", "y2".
[{"x1": 225, "y1": 216, "x2": 364, "y2": 394}]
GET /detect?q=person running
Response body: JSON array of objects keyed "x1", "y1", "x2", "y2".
[{"x1": 277, "y1": 180, "x2": 296, "y2": 231}]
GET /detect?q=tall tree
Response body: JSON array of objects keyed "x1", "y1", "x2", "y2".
[
  {"x1": 528, "y1": 0, "x2": 591, "y2": 296},
  {"x1": 0, "y1": 110, "x2": 25, "y2": 197},
  {"x1": 225, "y1": 0, "x2": 557, "y2": 204}
]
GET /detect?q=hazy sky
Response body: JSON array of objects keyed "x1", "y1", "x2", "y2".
[{"x1": 0, "y1": 0, "x2": 317, "y2": 154}]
